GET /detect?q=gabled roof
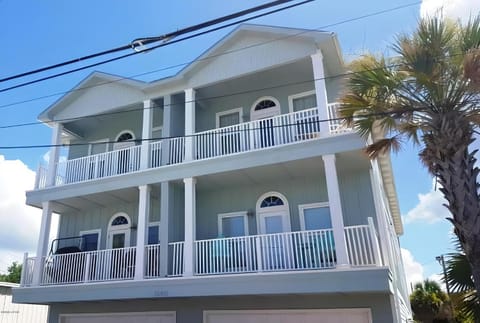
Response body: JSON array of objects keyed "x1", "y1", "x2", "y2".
[
  {"x1": 38, "y1": 71, "x2": 146, "y2": 123},
  {"x1": 39, "y1": 24, "x2": 343, "y2": 121}
]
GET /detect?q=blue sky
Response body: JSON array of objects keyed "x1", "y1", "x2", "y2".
[{"x1": 0, "y1": 0, "x2": 478, "y2": 288}]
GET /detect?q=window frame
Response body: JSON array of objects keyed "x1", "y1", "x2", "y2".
[
  {"x1": 250, "y1": 96, "x2": 281, "y2": 120},
  {"x1": 298, "y1": 202, "x2": 331, "y2": 231},
  {"x1": 88, "y1": 138, "x2": 109, "y2": 155},
  {"x1": 148, "y1": 221, "x2": 160, "y2": 245},
  {"x1": 215, "y1": 107, "x2": 243, "y2": 128},
  {"x1": 288, "y1": 90, "x2": 316, "y2": 113},
  {"x1": 217, "y1": 211, "x2": 249, "y2": 237},
  {"x1": 79, "y1": 229, "x2": 101, "y2": 251}
]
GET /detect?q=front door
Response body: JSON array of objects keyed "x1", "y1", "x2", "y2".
[
  {"x1": 257, "y1": 193, "x2": 291, "y2": 270},
  {"x1": 258, "y1": 210, "x2": 292, "y2": 270}
]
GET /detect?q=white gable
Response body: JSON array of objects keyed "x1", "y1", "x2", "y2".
[{"x1": 185, "y1": 30, "x2": 321, "y2": 87}]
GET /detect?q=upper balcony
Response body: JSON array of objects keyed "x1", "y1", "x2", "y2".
[{"x1": 34, "y1": 103, "x2": 350, "y2": 190}]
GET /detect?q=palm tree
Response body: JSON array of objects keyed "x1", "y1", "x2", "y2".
[
  {"x1": 339, "y1": 17, "x2": 480, "y2": 296},
  {"x1": 410, "y1": 279, "x2": 450, "y2": 322},
  {"x1": 444, "y1": 240, "x2": 480, "y2": 321}
]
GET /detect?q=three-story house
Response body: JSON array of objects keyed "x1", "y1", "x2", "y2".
[{"x1": 14, "y1": 24, "x2": 412, "y2": 323}]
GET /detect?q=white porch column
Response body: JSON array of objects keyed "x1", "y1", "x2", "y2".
[
  {"x1": 135, "y1": 185, "x2": 151, "y2": 280},
  {"x1": 184, "y1": 88, "x2": 196, "y2": 161},
  {"x1": 322, "y1": 154, "x2": 349, "y2": 267},
  {"x1": 311, "y1": 50, "x2": 330, "y2": 136},
  {"x1": 159, "y1": 181, "x2": 171, "y2": 277},
  {"x1": 183, "y1": 177, "x2": 196, "y2": 276},
  {"x1": 46, "y1": 123, "x2": 63, "y2": 187},
  {"x1": 32, "y1": 201, "x2": 53, "y2": 285},
  {"x1": 161, "y1": 95, "x2": 172, "y2": 166},
  {"x1": 140, "y1": 100, "x2": 153, "y2": 169}
]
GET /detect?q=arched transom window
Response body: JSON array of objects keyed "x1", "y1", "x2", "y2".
[
  {"x1": 260, "y1": 195, "x2": 285, "y2": 208},
  {"x1": 250, "y1": 96, "x2": 281, "y2": 120},
  {"x1": 117, "y1": 132, "x2": 134, "y2": 142},
  {"x1": 111, "y1": 215, "x2": 129, "y2": 226}
]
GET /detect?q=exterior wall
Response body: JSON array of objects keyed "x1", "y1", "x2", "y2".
[
  {"x1": 196, "y1": 165, "x2": 375, "y2": 240},
  {"x1": 0, "y1": 283, "x2": 48, "y2": 323},
  {"x1": 48, "y1": 293, "x2": 395, "y2": 323},
  {"x1": 68, "y1": 108, "x2": 143, "y2": 160},
  {"x1": 195, "y1": 62, "x2": 316, "y2": 133},
  {"x1": 338, "y1": 169, "x2": 376, "y2": 227}
]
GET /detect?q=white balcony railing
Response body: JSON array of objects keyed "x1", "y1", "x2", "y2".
[
  {"x1": 37, "y1": 247, "x2": 136, "y2": 285},
  {"x1": 35, "y1": 104, "x2": 350, "y2": 189},
  {"x1": 21, "y1": 222, "x2": 379, "y2": 287}
]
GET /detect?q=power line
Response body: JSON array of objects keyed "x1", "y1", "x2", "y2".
[
  {"x1": 0, "y1": 1, "x2": 421, "y2": 109},
  {"x1": 0, "y1": 107, "x2": 426, "y2": 150},
  {"x1": 0, "y1": 0, "x2": 300, "y2": 85},
  {"x1": 0, "y1": 0, "x2": 313, "y2": 93}
]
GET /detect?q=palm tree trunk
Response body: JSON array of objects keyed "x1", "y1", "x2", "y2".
[{"x1": 421, "y1": 113, "x2": 480, "y2": 298}]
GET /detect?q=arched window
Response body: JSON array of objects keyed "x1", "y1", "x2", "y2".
[
  {"x1": 107, "y1": 212, "x2": 131, "y2": 249},
  {"x1": 116, "y1": 131, "x2": 135, "y2": 142},
  {"x1": 250, "y1": 96, "x2": 281, "y2": 120},
  {"x1": 260, "y1": 195, "x2": 285, "y2": 208},
  {"x1": 256, "y1": 192, "x2": 291, "y2": 235},
  {"x1": 111, "y1": 215, "x2": 129, "y2": 226}
]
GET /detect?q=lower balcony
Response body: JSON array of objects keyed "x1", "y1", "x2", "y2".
[{"x1": 20, "y1": 223, "x2": 381, "y2": 287}]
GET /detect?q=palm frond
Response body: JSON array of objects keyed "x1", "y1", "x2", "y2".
[{"x1": 364, "y1": 136, "x2": 402, "y2": 158}]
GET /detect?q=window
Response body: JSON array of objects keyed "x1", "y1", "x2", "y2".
[
  {"x1": 288, "y1": 90, "x2": 317, "y2": 112},
  {"x1": 111, "y1": 215, "x2": 129, "y2": 226},
  {"x1": 298, "y1": 203, "x2": 332, "y2": 231},
  {"x1": 148, "y1": 223, "x2": 160, "y2": 245},
  {"x1": 215, "y1": 108, "x2": 244, "y2": 155},
  {"x1": 218, "y1": 212, "x2": 248, "y2": 237},
  {"x1": 216, "y1": 108, "x2": 243, "y2": 128},
  {"x1": 250, "y1": 97, "x2": 281, "y2": 121},
  {"x1": 260, "y1": 195, "x2": 284, "y2": 208},
  {"x1": 80, "y1": 229, "x2": 100, "y2": 251},
  {"x1": 117, "y1": 132, "x2": 134, "y2": 142}
]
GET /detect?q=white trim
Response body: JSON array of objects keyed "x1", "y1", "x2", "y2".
[
  {"x1": 288, "y1": 89, "x2": 316, "y2": 113},
  {"x1": 79, "y1": 229, "x2": 101, "y2": 251},
  {"x1": 59, "y1": 311, "x2": 176, "y2": 321},
  {"x1": 114, "y1": 129, "x2": 136, "y2": 141},
  {"x1": 204, "y1": 309, "x2": 372, "y2": 323},
  {"x1": 298, "y1": 202, "x2": 330, "y2": 231},
  {"x1": 215, "y1": 107, "x2": 243, "y2": 128},
  {"x1": 217, "y1": 211, "x2": 248, "y2": 237},
  {"x1": 256, "y1": 191, "x2": 291, "y2": 233},
  {"x1": 88, "y1": 138, "x2": 109, "y2": 155},
  {"x1": 107, "y1": 212, "x2": 131, "y2": 249},
  {"x1": 148, "y1": 221, "x2": 161, "y2": 244},
  {"x1": 250, "y1": 96, "x2": 281, "y2": 120},
  {"x1": 113, "y1": 130, "x2": 136, "y2": 150}
]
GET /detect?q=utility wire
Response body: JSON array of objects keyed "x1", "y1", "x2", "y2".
[
  {"x1": 0, "y1": 1, "x2": 420, "y2": 105},
  {"x1": 0, "y1": 0, "x2": 313, "y2": 93},
  {"x1": 0, "y1": 0, "x2": 299, "y2": 84},
  {"x1": 1, "y1": 53, "x2": 470, "y2": 130},
  {"x1": 0, "y1": 107, "x2": 427, "y2": 150}
]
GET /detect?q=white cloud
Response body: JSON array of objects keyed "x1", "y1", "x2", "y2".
[
  {"x1": 403, "y1": 180, "x2": 450, "y2": 224},
  {"x1": 401, "y1": 248, "x2": 425, "y2": 291},
  {"x1": 0, "y1": 156, "x2": 58, "y2": 273},
  {"x1": 420, "y1": 0, "x2": 480, "y2": 23}
]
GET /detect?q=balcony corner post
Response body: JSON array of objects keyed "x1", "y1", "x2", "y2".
[
  {"x1": 322, "y1": 154, "x2": 350, "y2": 268},
  {"x1": 32, "y1": 201, "x2": 53, "y2": 286},
  {"x1": 310, "y1": 50, "x2": 329, "y2": 136},
  {"x1": 134, "y1": 185, "x2": 151, "y2": 280},
  {"x1": 183, "y1": 177, "x2": 196, "y2": 276},
  {"x1": 184, "y1": 89, "x2": 196, "y2": 161},
  {"x1": 46, "y1": 123, "x2": 63, "y2": 187},
  {"x1": 141, "y1": 99, "x2": 153, "y2": 169},
  {"x1": 20, "y1": 252, "x2": 28, "y2": 286},
  {"x1": 368, "y1": 217, "x2": 383, "y2": 266}
]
